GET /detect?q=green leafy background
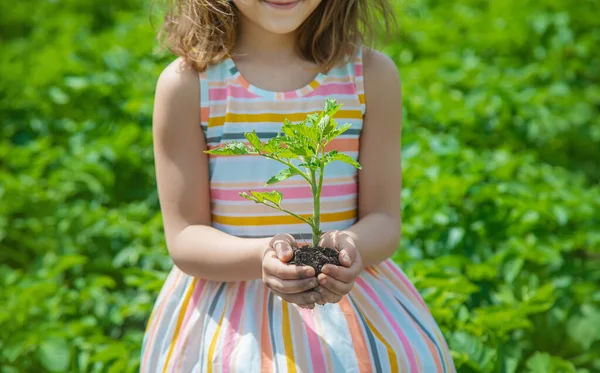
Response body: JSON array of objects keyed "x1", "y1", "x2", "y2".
[{"x1": 1, "y1": 0, "x2": 599, "y2": 372}]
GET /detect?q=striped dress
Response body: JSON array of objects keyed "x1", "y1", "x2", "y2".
[{"x1": 141, "y1": 49, "x2": 456, "y2": 373}]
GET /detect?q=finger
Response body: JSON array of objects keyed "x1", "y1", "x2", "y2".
[
  {"x1": 337, "y1": 243, "x2": 357, "y2": 267},
  {"x1": 298, "y1": 303, "x2": 315, "y2": 310},
  {"x1": 321, "y1": 264, "x2": 356, "y2": 283},
  {"x1": 264, "y1": 275, "x2": 318, "y2": 294},
  {"x1": 273, "y1": 290, "x2": 322, "y2": 305},
  {"x1": 271, "y1": 234, "x2": 296, "y2": 262},
  {"x1": 318, "y1": 273, "x2": 354, "y2": 296},
  {"x1": 339, "y1": 251, "x2": 353, "y2": 267},
  {"x1": 337, "y1": 233, "x2": 358, "y2": 265},
  {"x1": 264, "y1": 252, "x2": 315, "y2": 280},
  {"x1": 315, "y1": 286, "x2": 343, "y2": 304},
  {"x1": 318, "y1": 230, "x2": 339, "y2": 249}
]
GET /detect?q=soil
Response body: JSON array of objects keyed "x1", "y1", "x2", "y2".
[{"x1": 289, "y1": 245, "x2": 341, "y2": 275}]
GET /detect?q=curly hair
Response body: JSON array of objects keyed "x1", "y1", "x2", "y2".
[{"x1": 155, "y1": 0, "x2": 394, "y2": 72}]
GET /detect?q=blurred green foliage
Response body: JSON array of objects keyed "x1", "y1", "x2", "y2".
[{"x1": 1, "y1": 0, "x2": 599, "y2": 372}]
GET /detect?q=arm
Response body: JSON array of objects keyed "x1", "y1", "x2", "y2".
[
  {"x1": 344, "y1": 49, "x2": 403, "y2": 268},
  {"x1": 153, "y1": 58, "x2": 268, "y2": 282}
]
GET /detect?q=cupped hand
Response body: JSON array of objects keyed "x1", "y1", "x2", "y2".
[
  {"x1": 262, "y1": 233, "x2": 321, "y2": 309},
  {"x1": 315, "y1": 230, "x2": 364, "y2": 305}
]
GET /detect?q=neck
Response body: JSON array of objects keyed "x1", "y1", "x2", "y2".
[{"x1": 234, "y1": 14, "x2": 298, "y2": 63}]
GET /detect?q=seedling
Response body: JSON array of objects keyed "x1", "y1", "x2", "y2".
[{"x1": 205, "y1": 98, "x2": 361, "y2": 273}]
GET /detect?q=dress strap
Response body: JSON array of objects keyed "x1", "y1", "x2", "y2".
[
  {"x1": 199, "y1": 71, "x2": 210, "y2": 135},
  {"x1": 353, "y1": 47, "x2": 366, "y2": 114}
]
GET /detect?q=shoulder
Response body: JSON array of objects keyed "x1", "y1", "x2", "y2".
[
  {"x1": 362, "y1": 47, "x2": 398, "y2": 76},
  {"x1": 361, "y1": 48, "x2": 401, "y2": 112},
  {"x1": 155, "y1": 57, "x2": 200, "y2": 105},
  {"x1": 153, "y1": 58, "x2": 201, "y2": 133}
]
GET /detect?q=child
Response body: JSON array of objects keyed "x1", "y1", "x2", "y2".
[{"x1": 142, "y1": 0, "x2": 456, "y2": 372}]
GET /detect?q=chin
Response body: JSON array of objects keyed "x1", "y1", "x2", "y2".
[{"x1": 234, "y1": 0, "x2": 323, "y2": 34}]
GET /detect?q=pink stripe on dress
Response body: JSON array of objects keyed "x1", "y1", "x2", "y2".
[
  {"x1": 308, "y1": 83, "x2": 357, "y2": 97},
  {"x1": 356, "y1": 277, "x2": 420, "y2": 373},
  {"x1": 384, "y1": 260, "x2": 428, "y2": 309},
  {"x1": 210, "y1": 86, "x2": 261, "y2": 100},
  {"x1": 355, "y1": 64, "x2": 364, "y2": 77},
  {"x1": 283, "y1": 91, "x2": 299, "y2": 99},
  {"x1": 221, "y1": 282, "x2": 247, "y2": 373},
  {"x1": 301, "y1": 308, "x2": 328, "y2": 373},
  {"x1": 169, "y1": 280, "x2": 206, "y2": 371}
]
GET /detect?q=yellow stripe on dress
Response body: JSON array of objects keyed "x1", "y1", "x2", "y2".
[
  {"x1": 281, "y1": 301, "x2": 297, "y2": 373},
  {"x1": 362, "y1": 311, "x2": 399, "y2": 373},
  {"x1": 207, "y1": 310, "x2": 227, "y2": 373},
  {"x1": 208, "y1": 110, "x2": 363, "y2": 128},
  {"x1": 212, "y1": 210, "x2": 356, "y2": 226},
  {"x1": 161, "y1": 278, "x2": 198, "y2": 373}
]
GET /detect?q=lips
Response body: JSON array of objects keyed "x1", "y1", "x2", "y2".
[{"x1": 263, "y1": 0, "x2": 300, "y2": 10}]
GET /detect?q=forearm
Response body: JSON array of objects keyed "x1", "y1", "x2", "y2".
[
  {"x1": 345, "y1": 213, "x2": 401, "y2": 268},
  {"x1": 169, "y1": 225, "x2": 270, "y2": 282}
]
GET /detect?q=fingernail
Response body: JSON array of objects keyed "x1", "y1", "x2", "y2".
[
  {"x1": 310, "y1": 295, "x2": 317, "y2": 302},
  {"x1": 319, "y1": 276, "x2": 327, "y2": 285},
  {"x1": 306, "y1": 269, "x2": 315, "y2": 277},
  {"x1": 321, "y1": 266, "x2": 329, "y2": 274},
  {"x1": 309, "y1": 281, "x2": 317, "y2": 288},
  {"x1": 342, "y1": 254, "x2": 351, "y2": 264}
]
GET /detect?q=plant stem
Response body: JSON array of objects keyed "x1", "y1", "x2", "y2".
[
  {"x1": 310, "y1": 170, "x2": 320, "y2": 247},
  {"x1": 262, "y1": 200, "x2": 314, "y2": 228},
  {"x1": 280, "y1": 207, "x2": 314, "y2": 228},
  {"x1": 315, "y1": 143, "x2": 326, "y2": 247}
]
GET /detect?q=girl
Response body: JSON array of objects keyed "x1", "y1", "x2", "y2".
[{"x1": 142, "y1": 0, "x2": 456, "y2": 372}]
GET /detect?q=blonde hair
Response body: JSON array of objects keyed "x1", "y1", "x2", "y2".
[{"x1": 155, "y1": 0, "x2": 394, "y2": 72}]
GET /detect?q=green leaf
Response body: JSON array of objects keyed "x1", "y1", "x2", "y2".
[
  {"x1": 526, "y1": 352, "x2": 553, "y2": 373},
  {"x1": 305, "y1": 113, "x2": 320, "y2": 127},
  {"x1": 323, "y1": 97, "x2": 342, "y2": 117},
  {"x1": 567, "y1": 305, "x2": 600, "y2": 350},
  {"x1": 265, "y1": 168, "x2": 300, "y2": 186},
  {"x1": 503, "y1": 257, "x2": 524, "y2": 283},
  {"x1": 240, "y1": 190, "x2": 283, "y2": 207},
  {"x1": 244, "y1": 130, "x2": 263, "y2": 151},
  {"x1": 317, "y1": 114, "x2": 330, "y2": 133},
  {"x1": 526, "y1": 352, "x2": 577, "y2": 373},
  {"x1": 273, "y1": 149, "x2": 301, "y2": 160},
  {"x1": 299, "y1": 159, "x2": 321, "y2": 171},
  {"x1": 262, "y1": 137, "x2": 283, "y2": 155},
  {"x1": 521, "y1": 283, "x2": 557, "y2": 314},
  {"x1": 92, "y1": 344, "x2": 124, "y2": 362},
  {"x1": 449, "y1": 331, "x2": 496, "y2": 372},
  {"x1": 38, "y1": 338, "x2": 71, "y2": 372},
  {"x1": 107, "y1": 359, "x2": 127, "y2": 373},
  {"x1": 325, "y1": 123, "x2": 353, "y2": 143},
  {"x1": 447, "y1": 227, "x2": 464, "y2": 248},
  {"x1": 204, "y1": 141, "x2": 253, "y2": 155},
  {"x1": 324, "y1": 151, "x2": 361, "y2": 169},
  {"x1": 501, "y1": 355, "x2": 520, "y2": 373},
  {"x1": 47, "y1": 254, "x2": 88, "y2": 277},
  {"x1": 281, "y1": 120, "x2": 296, "y2": 138}
]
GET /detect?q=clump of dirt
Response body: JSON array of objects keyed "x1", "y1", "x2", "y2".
[{"x1": 289, "y1": 245, "x2": 341, "y2": 275}]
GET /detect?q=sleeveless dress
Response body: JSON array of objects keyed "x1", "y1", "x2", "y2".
[{"x1": 141, "y1": 49, "x2": 456, "y2": 373}]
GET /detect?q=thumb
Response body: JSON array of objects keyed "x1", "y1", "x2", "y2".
[
  {"x1": 337, "y1": 232, "x2": 357, "y2": 267},
  {"x1": 272, "y1": 234, "x2": 296, "y2": 262},
  {"x1": 338, "y1": 242, "x2": 356, "y2": 268},
  {"x1": 339, "y1": 249, "x2": 353, "y2": 267},
  {"x1": 275, "y1": 242, "x2": 293, "y2": 261}
]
